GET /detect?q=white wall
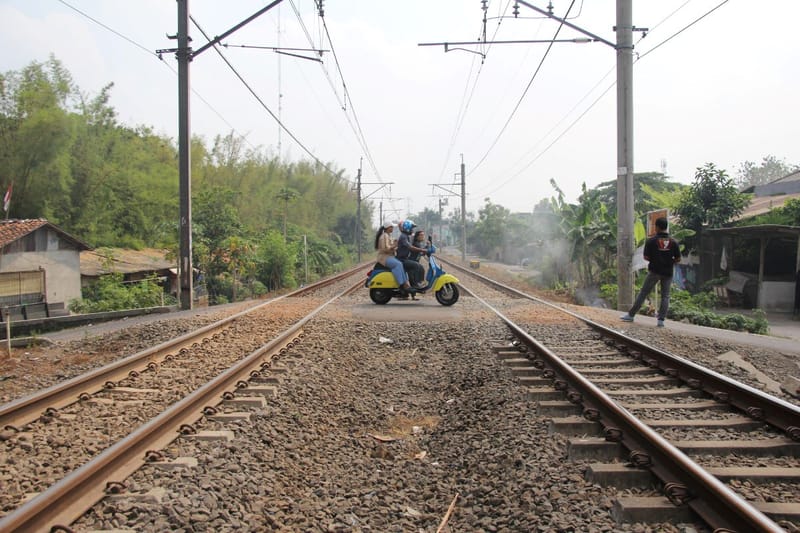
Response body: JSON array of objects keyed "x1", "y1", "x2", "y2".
[
  {"x1": 0, "y1": 250, "x2": 82, "y2": 303},
  {"x1": 758, "y1": 281, "x2": 795, "y2": 312}
]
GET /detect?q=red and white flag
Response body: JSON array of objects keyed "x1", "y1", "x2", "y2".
[{"x1": 3, "y1": 184, "x2": 11, "y2": 212}]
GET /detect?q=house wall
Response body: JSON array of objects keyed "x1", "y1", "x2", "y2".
[
  {"x1": 758, "y1": 282, "x2": 795, "y2": 312},
  {"x1": 0, "y1": 228, "x2": 82, "y2": 304}
]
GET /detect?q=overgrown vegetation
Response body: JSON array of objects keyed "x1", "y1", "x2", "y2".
[
  {"x1": 1, "y1": 58, "x2": 369, "y2": 302},
  {"x1": 70, "y1": 274, "x2": 174, "y2": 313},
  {"x1": 599, "y1": 282, "x2": 768, "y2": 334}
]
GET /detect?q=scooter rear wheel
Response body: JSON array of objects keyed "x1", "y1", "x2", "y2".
[
  {"x1": 435, "y1": 283, "x2": 459, "y2": 306},
  {"x1": 370, "y1": 288, "x2": 393, "y2": 305}
]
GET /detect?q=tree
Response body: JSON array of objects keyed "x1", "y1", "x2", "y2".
[
  {"x1": 675, "y1": 163, "x2": 749, "y2": 251},
  {"x1": 471, "y1": 199, "x2": 510, "y2": 258},
  {"x1": 735, "y1": 155, "x2": 799, "y2": 189},
  {"x1": 550, "y1": 180, "x2": 616, "y2": 287}
]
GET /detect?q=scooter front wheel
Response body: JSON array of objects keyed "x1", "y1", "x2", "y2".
[
  {"x1": 370, "y1": 288, "x2": 393, "y2": 305},
  {"x1": 435, "y1": 283, "x2": 459, "y2": 306}
]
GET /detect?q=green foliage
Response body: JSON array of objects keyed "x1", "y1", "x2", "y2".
[
  {"x1": 599, "y1": 283, "x2": 618, "y2": 310},
  {"x1": 674, "y1": 163, "x2": 749, "y2": 251},
  {"x1": 665, "y1": 289, "x2": 768, "y2": 334},
  {"x1": 0, "y1": 59, "x2": 368, "y2": 300},
  {"x1": 70, "y1": 273, "x2": 171, "y2": 313},
  {"x1": 256, "y1": 230, "x2": 296, "y2": 291}
]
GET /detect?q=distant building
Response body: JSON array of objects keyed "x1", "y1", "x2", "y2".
[
  {"x1": 80, "y1": 248, "x2": 176, "y2": 292},
  {"x1": 700, "y1": 170, "x2": 800, "y2": 312},
  {"x1": 0, "y1": 219, "x2": 91, "y2": 308}
]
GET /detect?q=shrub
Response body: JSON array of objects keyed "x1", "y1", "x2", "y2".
[{"x1": 70, "y1": 274, "x2": 170, "y2": 313}]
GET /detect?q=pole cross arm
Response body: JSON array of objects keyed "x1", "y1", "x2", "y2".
[
  {"x1": 192, "y1": 0, "x2": 286, "y2": 58},
  {"x1": 361, "y1": 183, "x2": 394, "y2": 200},
  {"x1": 515, "y1": 0, "x2": 615, "y2": 48}
]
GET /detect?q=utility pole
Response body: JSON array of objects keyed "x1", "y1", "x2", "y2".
[
  {"x1": 420, "y1": 1, "x2": 640, "y2": 304},
  {"x1": 176, "y1": 0, "x2": 192, "y2": 310},
  {"x1": 355, "y1": 166, "x2": 394, "y2": 262},
  {"x1": 429, "y1": 161, "x2": 465, "y2": 259},
  {"x1": 437, "y1": 197, "x2": 447, "y2": 245},
  {"x1": 159, "y1": 0, "x2": 289, "y2": 310},
  {"x1": 355, "y1": 162, "x2": 362, "y2": 262},
  {"x1": 616, "y1": 0, "x2": 635, "y2": 311},
  {"x1": 460, "y1": 155, "x2": 466, "y2": 261}
]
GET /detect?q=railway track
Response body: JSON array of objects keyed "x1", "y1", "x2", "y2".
[
  {"x1": 0, "y1": 268, "x2": 363, "y2": 532},
  {"x1": 0, "y1": 259, "x2": 797, "y2": 531},
  {"x1": 445, "y1": 257, "x2": 800, "y2": 532}
]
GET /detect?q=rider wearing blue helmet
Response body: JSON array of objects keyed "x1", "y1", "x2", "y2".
[{"x1": 396, "y1": 219, "x2": 427, "y2": 289}]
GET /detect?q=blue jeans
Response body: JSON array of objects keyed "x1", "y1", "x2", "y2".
[
  {"x1": 384, "y1": 256, "x2": 408, "y2": 286},
  {"x1": 628, "y1": 271, "x2": 672, "y2": 321}
]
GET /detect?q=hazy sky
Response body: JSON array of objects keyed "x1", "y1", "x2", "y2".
[{"x1": 1, "y1": 1, "x2": 798, "y2": 224}]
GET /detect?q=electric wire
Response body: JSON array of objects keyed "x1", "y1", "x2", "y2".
[
  {"x1": 190, "y1": 15, "x2": 336, "y2": 174},
  {"x1": 316, "y1": 11, "x2": 384, "y2": 184},
  {"x1": 638, "y1": 0, "x2": 730, "y2": 61},
  {"x1": 467, "y1": 0, "x2": 577, "y2": 178},
  {"x1": 288, "y1": 1, "x2": 373, "y2": 179},
  {"x1": 435, "y1": 0, "x2": 514, "y2": 186},
  {"x1": 55, "y1": 0, "x2": 258, "y2": 151},
  {"x1": 479, "y1": 0, "x2": 729, "y2": 197}
]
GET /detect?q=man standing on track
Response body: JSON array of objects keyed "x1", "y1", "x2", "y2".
[{"x1": 620, "y1": 217, "x2": 681, "y2": 328}]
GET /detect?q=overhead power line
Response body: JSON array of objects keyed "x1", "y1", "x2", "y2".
[
  {"x1": 467, "y1": 0, "x2": 578, "y2": 177},
  {"x1": 190, "y1": 15, "x2": 336, "y2": 174},
  {"x1": 55, "y1": 0, "x2": 260, "y2": 151},
  {"x1": 478, "y1": 0, "x2": 732, "y2": 197}
]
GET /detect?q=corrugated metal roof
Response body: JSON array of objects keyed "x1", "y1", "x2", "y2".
[
  {"x1": 0, "y1": 219, "x2": 91, "y2": 250},
  {"x1": 733, "y1": 192, "x2": 800, "y2": 221},
  {"x1": 81, "y1": 248, "x2": 175, "y2": 276}
]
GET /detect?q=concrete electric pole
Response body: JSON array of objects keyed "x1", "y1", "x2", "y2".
[{"x1": 616, "y1": 0, "x2": 635, "y2": 311}]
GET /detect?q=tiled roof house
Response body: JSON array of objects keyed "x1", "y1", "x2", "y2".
[{"x1": 0, "y1": 219, "x2": 91, "y2": 307}]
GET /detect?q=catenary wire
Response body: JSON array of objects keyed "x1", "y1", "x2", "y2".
[
  {"x1": 434, "y1": 0, "x2": 515, "y2": 186},
  {"x1": 55, "y1": 0, "x2": 259, "y2": 151},
  {"x1": 479, "y1": 0, "x2": 730, "y2": 197},
  {"x1": 288, "y1": 2, "x2": 377, "y2": 182},
  {"x1": 190, "y1": 15, "x2": 336, "y2": 174},
  {"x1": 466, "y1": 0, "x2": 577, "y2": 178}
]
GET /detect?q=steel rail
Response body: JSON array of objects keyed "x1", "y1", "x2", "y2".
[
  {"x1": 0, "y1": 277, "x2": 363, "y2": 533},
  {"x1": 452, "y1": 264, "x2": 788, "y2": 532},
  {"x1": 0, "y1": 264, "x2": 365, "y2": 430},
  {"x1": 444, "y1": 257, "x2": 800, "y2": 436}
]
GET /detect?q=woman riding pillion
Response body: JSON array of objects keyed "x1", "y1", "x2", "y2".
[{"x1": 374, "y1": 220, "x2": 413, "y2": 293}]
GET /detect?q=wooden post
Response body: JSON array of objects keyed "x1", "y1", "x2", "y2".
[{"x1": 4, "y1": 307, "x2": 10, "y2": 358}]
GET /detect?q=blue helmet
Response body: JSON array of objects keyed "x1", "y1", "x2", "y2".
[{"x1": 402, "y1": 220, "x2": 415, "y2": 233}]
